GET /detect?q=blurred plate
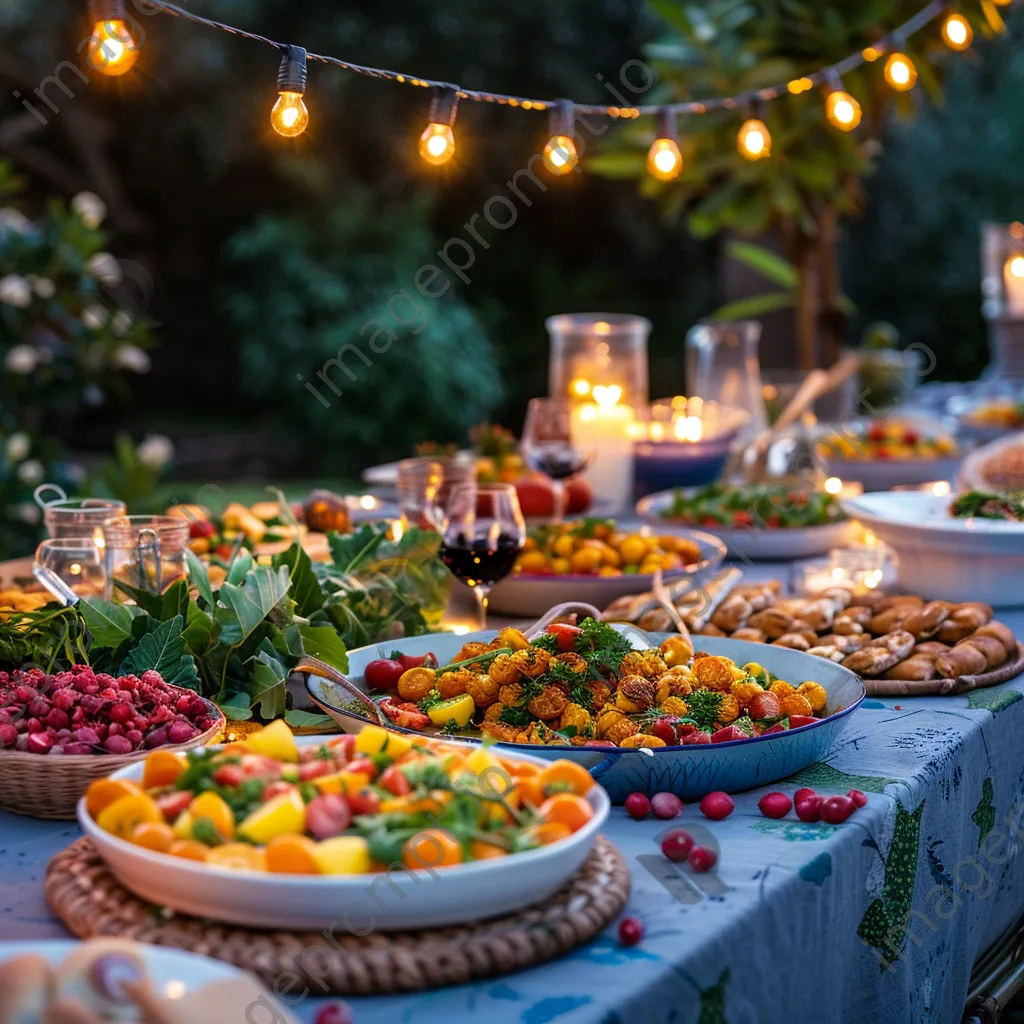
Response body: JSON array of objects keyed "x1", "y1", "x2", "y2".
[
  {"x1": 362, "y1": 451, "x2": 476, "y2": 488},
  {"x1": 486, "y1": 527, "x2": 726, "y2": 616},
  {"x1": 956, "y1": 431, "x2": 1024, "y2": 494},
  {"x1": 948, "y1": 393, "x2": 1024, "y2": 444},
  {"x1": 636, "y1": 489, "x2": 854, "y2": 559}
]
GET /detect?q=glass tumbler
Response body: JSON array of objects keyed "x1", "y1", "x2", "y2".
[
  {"x1": 103, "y1": 515, "x2": 190, "y2": 597},
  {"x1": 34, "y1": 485, "x2": 126, "y2": 541}
]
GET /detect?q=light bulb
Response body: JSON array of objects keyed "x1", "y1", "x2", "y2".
[
  {"x1": 737, "y1": 118, "x2": 771, "y2": 160},
  {"x1": 543, "y1": 134, "x2": 578, "y2": 175},
  {"x1": 826, "y1": 90, "x2": 862, "y2": 131},
  {"x1": 271, "y1": 92, "x2": 309, "y2": 137},
  {"x1": 942, "y1": 13, "x2": 973, "y2": 51},
  {"x1": 884, "y1": 52, "x2": 917, "y2": 91},
  {"x1": 646, "y1": 137, "x2": 682, "y2": 180},
  {"x1": 419, "y1": 123, "x2": 455, "y2": 165},
  {"x1": 85, "y1": 19, "x2": 139, "y2": 76}
]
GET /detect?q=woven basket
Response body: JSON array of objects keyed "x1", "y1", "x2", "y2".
[{"x1": 0, "y1": 696, "x2": 224, "y2": 820}]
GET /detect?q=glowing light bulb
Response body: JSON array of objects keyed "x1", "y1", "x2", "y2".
[
  {"x1": 826, "y1": 90, "x2": 862, "y2": 131},
  {"x1": 1008, "y1": 255, "x2": 1024, "y2": 279},
  {"x1": 737, "y1": 118, "x2": 771, "y2": 160},
  {"x1": 645, "y1": 137, "x2": 682, "y2": 181},
  {"x1": 86, "y1": 19, "x2": 139, "y2": 76},
  {"x1": 884, "y1": 52, "x2": 917, "y2": 91},
  {"x1": 942, "y1": 13, "x2": 973, "y2": 51},
  {"x1": 824, "y1": 476, "x2": 843, "y2": 495},
  {"x1": 543, "y1": 134, "x2": 578, "y2": 175},
  {"x1": 419, "y1": 123, "x2": 455, "y2": 165},
  {"x1": 271, "y1": 91, "x2": 309, "y2": 137}
]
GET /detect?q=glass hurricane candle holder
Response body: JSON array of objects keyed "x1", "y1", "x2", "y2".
[{"x1": 547, "y1": 313, "x2": 650, "y2": 409}]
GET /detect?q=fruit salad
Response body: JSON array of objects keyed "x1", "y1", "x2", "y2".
[
  {"x1": 360, "y1": 620, "x2": 834, "y2": 748},
  {"x1": 818, "y1": 420, "x2": 957, "y2": 461},
  {"x1": 87, "y1": 720, "x2": 598, "y2": 874},
  {"x1": 513, "y1": 519, "x2": 702, "y2": 577}
]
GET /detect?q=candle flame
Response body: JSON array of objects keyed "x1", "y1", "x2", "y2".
[
  {"x1": 931, "y1": 480, "x2": 951, "y2": 496},
  {"x1": 1008, "y1": 255, "x2": 1024, "y2": 279},
  {"x1": 593, "y1": 321, "x2": 611, "y2": 335},
  {"x1": 570, "y1": 377, "x2": 592, "y2": 397},
  {"x1": 592, "y1": 384, "x2": 622, "y2": 408},
  {"x1": 649, "y1": 422, "x2": 665, "y2": 441},
  {"x1": 674, "y1": 415, "x2": 703, "y2": 442},
  {"x1": 824, "y1": 476, "x2": 843, "y2": 495}
]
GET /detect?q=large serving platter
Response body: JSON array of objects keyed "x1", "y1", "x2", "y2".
[
  {"x1": 78, "y1": 737, "x2": 610, "y2": 932},
  {"x1": 841, "y1": 491, "x2": 1024, "y2": 607},
  {"x1": 487, "y1": 526, "x2": 727, "y2": 616},
  {"x1": 307, "y1": 629, "x2": 866, "y2": 802},
  {"x1": 636, "y1": 489, "x2": 854, "y2": 560}
]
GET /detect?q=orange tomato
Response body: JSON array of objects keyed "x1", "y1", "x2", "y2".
[
  {"x1": 219, "y1": 742, "x2": 252, "y2": 756},
  {"x1": 266, "y1": 834, "x2": 321, "y2": 875},
  {"x1": 470, "y1": 839, "x2": 508, "y2": 860},
  {"x1": 207, "y1": 843, "x2": 268, "y2": 872},
  {"x1": 402, "y1": 828, "x2": 463, "y2": 870},
  {"x1": 96, "y1": 793, "x2": 163, "y2": 841},
  {"x1": 141, "y1": 750, "x2": 187, "y2": 790},
  {"x1": 522, "y1": 822, "x2": 572, "y2": 846},
  {"x1": 517, "y1": 775, "x2": 546, "y2": 809},
  {"x1": 538, "y1": 793, "x2": 594, "y2": 833},
  {"x1": 499, "y1": 758, "x2": 539, "y2": 779},
  {"x1": 168, "y1": 839, "x2": 210, "y2": 862},
  {"x1": 537, "y1": 760, "x2": 594, "y2": 797},
  {"x1": 85, "y1": 778, "x2": 144, "y2": 819},
  {"x1": 188, "y1": 792, "x2": 236, "y2": 840},
  {"x1": 129, "y1": 821, "x2": 174, "y2": 854}
]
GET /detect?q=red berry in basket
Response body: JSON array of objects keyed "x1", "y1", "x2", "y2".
[
  {"x1": 14, "y1": 685, "x2": 36, "y2": 703},
  {"x1": 52, "y1": 688, "x2": 76, "y2": 710},
  {"x1": 104, "y1": 735, "x2": 133, "y2": 755},
  {"x1": 847, "y1": 789, "x2": 868, "y2": 808},
  {"x1": 820, "y1": 795, "x2": 856, "y2": 824},
  {"x1": 617, "y1": 916, "x2": 644, "y2": 947},
  {"x1": 699, "y1": 791, "x2": 734, "y2": 820},
  {"x1": 26, "y1": 732, "x2": 54, "y2": 754},
  {"x1": 167, "y1": 720, "x2": 197, "y2": 745},
  {"x1": 688, "y1": 846, "x2": 717, "y2": 873},
  {"x1": 46, "y1": 708, "x2": 69, "y2": 730},
  {"x1": 624, "y1": 792, "x2": 651, "y2": 820},
  {"x1": 307, "y1": 794, "x2": 353, "y2": 840},
  {"x1": 661, "y1": 829, "x2": 695, "y2": 862},
  {"x1": 0, "y1": 723, "x2": 17, "y2": 748},
  {"x1": 27, "y1": 698, "x2": 48, "y2": 718},
  {"x1": 758, "y1": 792, "x2": 793, "y2": 819},
  {"x1": 650, "y1": 792, "x2": 684, "y2": 820},
  {"x1": 125, "y1": 730, "x2": 144, "y2": 749},
  {"x1": 144, "y1": 727, "x2": 168, "y2": 749},
  {"x1": 64, "y1": 742, "x2": 93, "y2": 755},
  {"x1": 795, "y1": 796, "x2": 822, "y2": 822},
  {"x1": 794, "y1": 788, "x2": 816, "y2": 804},
  {"x1": 313, "y1": 1003, "x2": 354, "y2": 1024},
  {"x1": 25, "y1": 717, "x2": 43, "y2": 734}
]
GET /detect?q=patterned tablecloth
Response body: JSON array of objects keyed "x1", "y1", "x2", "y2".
[{"x1": 2, "y1": 595, "x2": 1024, "y2": 1024}]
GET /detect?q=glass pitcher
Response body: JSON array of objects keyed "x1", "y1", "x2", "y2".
[
  {"x1": 685, "y1": 320, "x2": 767, "y2": 439},
  {"x1": 34, "y1": 485, "x2": 126, "y2": 540},
  {"x1": 103, "y1": 515, "x2": 190, "y2": 598}
]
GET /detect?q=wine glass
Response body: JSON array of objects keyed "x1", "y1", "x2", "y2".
[
  {"x1": 439, "y1": 483, "x2": 526, "y2": 630},
  {"x1": 520, "y1": 398, "x2": 595, "y2": 521}
]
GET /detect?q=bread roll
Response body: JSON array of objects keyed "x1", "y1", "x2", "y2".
[
  {"x1": 55, "y1": 939, "x2": 151, "y2": 1022},
  {"x1": 698, "y1": 623, "x2": 727, "y2": 637},
  {"x1": 913, "y1": 641, "x2": 950, "y2": 657},
  {"x1": 747, "y1": 608, "x2": 796, "y2": 639},
  {"x1": 807, "y1": 645, "x2": 845, "y2": 663},
  {"x1": 974, "y1": 621, "x2": 1017, "y2": 658},
  {"x1": 879, "y1": 594, "x2": 925, "y2": 612},
  {"x1": 883, "y1": 655, "x2": 937, "y2": 681},
  {"x1": 900, "y1": 601, "x2": 951, "y2": 640},
  {"x1": 711, "y1": 596, "x2": 753, "y2": 633},
  {"x1": 773, "y1": 633, "x2": 811, "y2": 651},
  {"x1": 730, "y1": 627, "x2": 767, "y2": 643},
  {"x1": 959, "y1": 634, "x2": 1008, "y2": 670},
  {"x1": 868, "y1": 607, "x2": 906, "y2": 635},
  {"x1": 936, "y1": 643, "x2": 987, "y2": 678}
]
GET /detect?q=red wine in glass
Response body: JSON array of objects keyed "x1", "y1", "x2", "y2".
[{"x1": 439, "y1": 532, "x2": 522, "y2": 587}]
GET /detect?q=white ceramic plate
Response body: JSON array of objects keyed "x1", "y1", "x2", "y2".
[
  {"x1": 635, "y1": 490, "x2": 854, "y2": 560},
  {"x1": 822, "y1": 455, "x2": 962, "y2": 492},
  {"x1": 956, "y1": 431, "x2": 1024, "y2": 494},
  {"x1": 487, "y1": 527, "x2": 727, "y2": 616},
  {"x1": 841, "y1": 491, "x2": 1024, "y2": 607},
  {"x1": 0, "y1": 939, "x2": 242, "y2": 996},
  {"x1": 79, "y1": 738, "x2": 610, "y2": 932}
]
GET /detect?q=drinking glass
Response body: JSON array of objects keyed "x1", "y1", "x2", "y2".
[
  {"x1": 34, "y1": 537, "x2": 107, "y2": 599},
  {"x1": 103, "y1": 515, "x2": 190, "y2": 597},
  {"x1": 34, "y1": 485, "x2": 126, "y2": 540},
  {"x1": 396, "y1": 456, "x2": 476, "y2": 531},
  {"x1": 439, "y1": 483, "x2": 526, "y2": 629},
  {"x1": 520, "y1": 398, "x2": 595, "y2": 521},
  {"x1": 686, "y1": 320, "x2": 767, "y2": 439}
]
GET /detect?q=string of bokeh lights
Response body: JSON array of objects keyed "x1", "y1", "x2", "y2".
[{"x1": 83, "y1": 0, "x2": 1000, "y2": 180}]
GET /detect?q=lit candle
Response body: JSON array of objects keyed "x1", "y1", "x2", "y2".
[
  {"x1": 570, "y1": 385, "x2": 635, "y2": 513},
  {"x1": 1004, "y1": 255, "x2": 1024, "y2": 317}
]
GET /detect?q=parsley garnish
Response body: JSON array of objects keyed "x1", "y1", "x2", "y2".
[
  {"x1": 498, "y1": 705, "x2": 531, "y2": 726},
  {"x1": 573, "y1": 618, "x2": 634, "y2": 673},
  {"x1": 417, "y1": 690, "x2": 446, "y2": 712},
  {"x1": 684, "y1": 689, "x2": 725, "y2": 729},
  {"x1": 529, "y1": 632, "x2": 560, "y2": 654}
]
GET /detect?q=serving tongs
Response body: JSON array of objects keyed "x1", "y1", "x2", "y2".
[
  {"x1": 295, "y1": 655, "x2": 389, "y2": 727},
  {"x1": 32, "y1": 566, "x2": 80, "y2": 607}
]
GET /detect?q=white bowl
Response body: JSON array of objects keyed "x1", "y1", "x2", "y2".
[
  {"x1": 78, "y1": 738, "x2": 610, "y2": 932},
  {"x1": 636, "y1": 490, "x2": 854, "y2": 560},
  {"x1": 487, "y1": 527, "x2": 726, "y2": 616},
  {"x1": 823, "y1": 455, "x2": 961, "y2": 492},
  {"x1": 841, "y1": 491, "x2": 1024, "y2": 607}
]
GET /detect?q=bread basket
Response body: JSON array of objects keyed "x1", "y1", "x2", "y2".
[{"x1": 0, "y1": 696, "x2": 224, "y2": 820}]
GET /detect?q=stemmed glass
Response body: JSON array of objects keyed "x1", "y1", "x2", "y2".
[
  {"x1": 439, "y1": 483, "x2": 526, "y2": 630},
  {"x1": 520, "y1": 398, "x2": 595, "y2": 521}
]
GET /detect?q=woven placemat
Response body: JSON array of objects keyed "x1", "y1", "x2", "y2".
[
  {"x1": 864, "y1": 642, "x2": 1024, "y2": 697},
  {"x1": 45, "y1": 836, "x2": 629, "y2": 995}
]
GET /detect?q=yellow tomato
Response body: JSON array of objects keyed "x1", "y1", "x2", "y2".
[
  {"x1": 188, "y1": 792, "x2": 235, "y2": 840},
  {"x1": 551, "y1": 557, "x2": 572, "y2": 575},
  {"x1": 618, "y1": 536, "x2": 647, "y2": 566},
  {"x1": 516, "y1": 550, "x2": 549, "y2": 574},
  {"x1": 570, "y1": 547, "x2": 603, "y2": 574},
  {"x1": 314, "y1": 836, "x2": 373, "y2": 875},
  {"x1": 660, "y1": 552, "x2": 682, "y2": 571},
  {"x1": 246, "y1": 719, "x2": 298, "y2": 763},
  {"x1": 599, "y1": 544, "x2": 622, "y2": 568},
  {"x1": 85, "y1": 778, "x2": 144, "y2": 820},
  {"x1": 597, "y1": 566, "x2": 622, "y2": 576},
  {"x1": 141, "y1": 750, "x2": 187, "y2": 790},
  {"x1": 207, "y1": 843, "x2": 268, "y2": 872},
  {"x1": 97, "y1": 793, "x2": 163, "y2": 841},
  {"x1": 238, "y1": 790, "x2": 306, "y2": 844},
  {"x1": 552, "y1": 534, "x2": 575, "y2": 559},
  {"x1": 355, "y1": 724, "x2": 413, "y2": 759}
]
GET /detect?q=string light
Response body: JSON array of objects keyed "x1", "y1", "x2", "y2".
[
  {"x1": 942, "y1": 12, "x2": 973, "y2": 50},
  {"x1": 419, "y1": 86, "x2": 458, "y2": 165},
  {"x1": 646, "y1": 110, "x2": 682, "y2": 181},
  {"x1": 271, "y1": 45, "x2": 309, "y2": 137},
  {"x1": 737, "y1": 109, "x2": 771, "y2": 160},
  {"x1": 85, "y1": 0, "x2": 140, "y2": 76},
  {"x1": 543, "y1": 100, "x2": 579, "y2": 176},
  {"x1": 883, "y1": 37, "x2": 918, "y2": 91},
  {"x1": 825, "y1": 72, "x2": 862, "y2": 131}
]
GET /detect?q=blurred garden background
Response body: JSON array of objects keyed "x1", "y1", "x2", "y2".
[{"x1": 1, "y1": 0, "x2": 1023, "y2": 555}]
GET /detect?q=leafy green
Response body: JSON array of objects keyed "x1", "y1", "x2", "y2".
[
  {"x1": 685, "y1": 689, "x2": 725, "y2": 730},
  {"x1": 80, "y1": 599, "x2": 134, "y2": 651},
  {"x1": 284, "y1": 709, "x2": 336, "y2": 728},
  {"x1": 296, "y1": 623, "x2": 348, "y2": 672},
  {"x1": 272, "y1": 543, "x2": 325, "y2": 617},
  {"x1": 119, "y1": 615, "x2": 200, "y2": 689},
  {"x1": 949, "y1": 491, "x2": 1024, "y2": 521}
]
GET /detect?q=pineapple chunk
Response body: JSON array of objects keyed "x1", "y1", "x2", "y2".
[
  {"x1": 314, "y1": 836, "x2": 372, "y2": 875},
  {"x1": 238, "y1": 790, "x2": 306, "y2": 844},
  {"x1": 246, "y1": 720, "x2": 298, "y2": 763},
  {"x1": 354, "y1": 725, "x2": 412, "y2": 759}
]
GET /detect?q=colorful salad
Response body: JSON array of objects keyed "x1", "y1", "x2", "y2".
[{"x1": 657, "y1": 484, "x2": 842, "y2": 530}]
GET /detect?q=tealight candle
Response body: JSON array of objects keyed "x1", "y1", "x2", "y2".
[
  {"x1": 570, "y1": 387, "x2": 635, "y2": 513},
  {"x1": 1004, "y1": 255, "x2": 1024, "y2": 317}
]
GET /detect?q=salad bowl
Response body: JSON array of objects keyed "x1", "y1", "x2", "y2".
[{"x1": 307, "y1": 629, "x2": 865, "y2": 802}]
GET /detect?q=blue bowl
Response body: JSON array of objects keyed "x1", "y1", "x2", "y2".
[
  {"x1": 632, "y1": 435, "x2": 737, "y2": 498},
  {"x1": 307, "y1": 630, "x2": 865, "y2": 802}
]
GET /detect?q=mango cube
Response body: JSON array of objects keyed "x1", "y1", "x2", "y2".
[
  {"x1": 354, "y1": 724, "x2": 412, "y2": 759},
  {"x1": 238, "y1": 790, "x2": 306, "y2": 844},
  {"x1": 314, "y1": 836, "x2": 372, "y2": 875},
  {"x1": 246, "y1": 720, "x2": 298, "y2": 763}
]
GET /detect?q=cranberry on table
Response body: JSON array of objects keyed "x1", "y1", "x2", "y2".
[
  {"x1": 820, "y1": 795, "x2": 856, "y2": 824},
  {"x1": 617, "y1": 916, "x2": 644, "y2": 946},
  {"x1": 624, "y1": 792, "x2": 651, "y2": 820},
  {"x1": 795, "y1": 796, "x2": 823, "y2": 822},
  {"x1": 688, "y1": 846, "x2": 717, "y2": 873},
  {"x1": 660, "y1": 829, "x2": 695, "y2": 862},
  {"x1": 794, "y1": 788, "x2": 816, "y2": 804},
  {"x1": 699, "y1": 791, "x2": 734, "y2": 820},
  {"x1": 847, "y1": 789, "x2": 868, "y2": 808},
  {"x1": 313, "y1": 1002, "x2": 354, "y2": 1024},
  {"x1": 650, "y1": 792, "x2": 684, "y2": 819},
  {"x1": 757, "y1": 792, "x2": 793, "y2": 819}
]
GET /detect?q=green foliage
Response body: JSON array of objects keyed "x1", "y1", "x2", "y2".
[{"x1": 221, "y1": 194, "x2": 505, "y2": 470}]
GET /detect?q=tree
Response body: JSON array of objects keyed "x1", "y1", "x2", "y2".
[{"x1": 589, "y1": 0, "x2": 1003, "y2": 369}]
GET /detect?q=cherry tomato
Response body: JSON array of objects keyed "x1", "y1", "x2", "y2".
[
  {"x1": 155, "y1": 791, "x2": 191, "y2": 821},
  {"x1": 298, "y1": 760, "x2": 334, "y2": 782},
  {"x1": 732, "y1": 511, "x2": 753, "y2": 527},
  {"x1": 261, "y1": 781, "x2": 297, "y2": 803},
  {"x1": 765, "y1": 515, "x2": 782, "y2": 528},
  {"x1": 348, "y1": 789, "x2": 381, "y2": 816},
  {"x1": 346, "y1": 757, "x2": 377, "y2": 780},
  {"x1": 189, "y1": 519, "x2": 216, "y2": 539},
  {"x1": 397, "y1": 652, "x2": 438, "y2": 671},
  {"x1": 332, "y1": 734, "x2": 357, "y2": 762},
  {"x1": 363, "y1": 659, "x2": 405, "y2": 691},
  {"x1": 545, "y1": 622, "x2": 582, "y2": 652},
  {"x1": 379, "y1": 765, "x2": 412, "y2": 796},
  {"x1": 212, "y1": 764, "x2": 246, "y2": 788},
  {"x1": 306, "y1": 794, "x2": 352, "y2": 840}
]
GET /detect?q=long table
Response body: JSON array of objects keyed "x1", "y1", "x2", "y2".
[{"x1": 3, "y1": 577, "x2": 1024, "y2": 1023}]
